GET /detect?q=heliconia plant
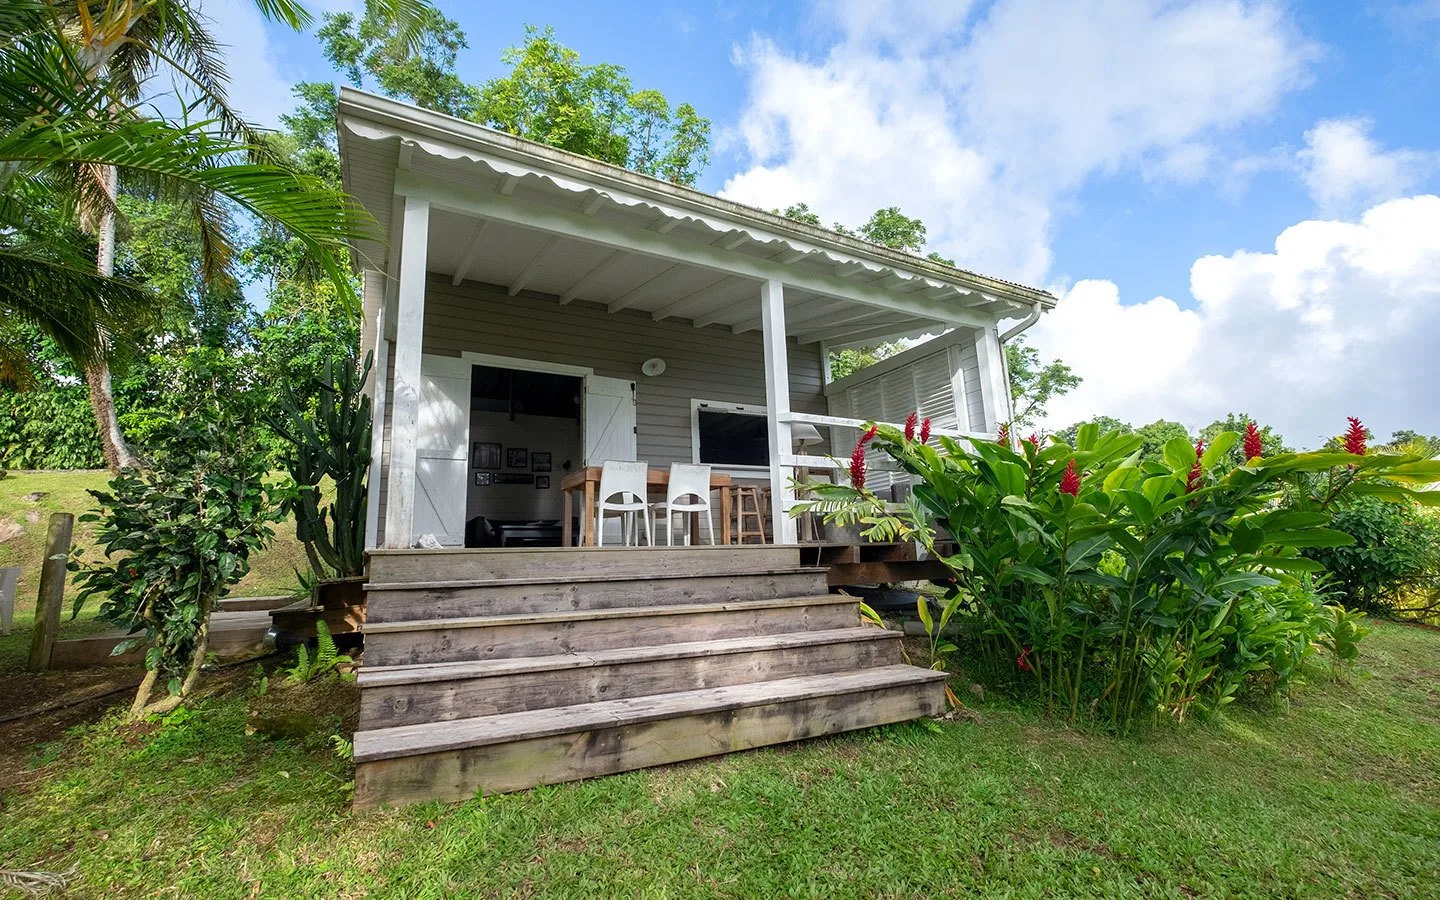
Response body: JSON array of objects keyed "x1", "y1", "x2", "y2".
[{"x1": 793, "y1": 413, "x2": 1440, "y2": 731}]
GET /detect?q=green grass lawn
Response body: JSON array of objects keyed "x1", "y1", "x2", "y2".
[
  {"x1": 0, "y1": 471, "x2": 310, "y2": 669},
  {"x1": 0, "y1": 621, "x2": 1435, "y2": 898}
]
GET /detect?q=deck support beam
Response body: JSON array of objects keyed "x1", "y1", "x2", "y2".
[
  {"x1": 760, "y1": 279, "x2": 798, "y2": 546},
  {"x1": 385, "y1": 195, "x2": 429, "y2": 548}
]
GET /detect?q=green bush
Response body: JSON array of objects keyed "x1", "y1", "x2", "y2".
[
  {"x1": 1304, "y1": 497, "x2": 1440, "y2": 614},
  {"x1": 800, "y1": 423, "x2": 1440, "y2": 731},
  {"x1": 70, "y1": 371, "x2": 278, "y2": 718},
  {"x1": 0, "y1": 385, "x2": 104, "y2": 469}
]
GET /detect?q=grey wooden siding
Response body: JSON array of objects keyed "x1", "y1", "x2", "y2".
[{"x1": 375, "y1": 274, "x2": 828, "y2": 543}]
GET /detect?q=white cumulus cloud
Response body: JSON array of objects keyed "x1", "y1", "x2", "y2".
[
  {"x1": 1030, "y1": 195, "x2": 1440, "y2": 446},
  {"x1": 1298, "y1": 117, "x2": 1435, "y2": 214},
  {"x1": 721, "y1": 0, "x2": 1317, "y2": 285}
]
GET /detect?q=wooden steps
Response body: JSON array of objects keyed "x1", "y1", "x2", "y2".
[
  {"x1": 353, "y1": 667, "x2": 945, "y2": 808},
  {"x1": 353, "y1": 546, "x2": 947, "y2": 807}
]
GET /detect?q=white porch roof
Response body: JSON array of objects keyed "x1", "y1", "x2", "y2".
[{"x1": 337, "y1": 88, "x2": 1055, "y2": 347}]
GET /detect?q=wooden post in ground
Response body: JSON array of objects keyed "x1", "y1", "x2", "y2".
[
  {"x1": 27, "y1": 512, "x2": 73, "y2": 672},
  {"x1": 0, "y1": 567, "x2": 18, "y2": 635}
]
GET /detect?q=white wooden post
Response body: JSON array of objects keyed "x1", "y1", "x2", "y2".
[
  {"x1": 384, "y1": 194, "x2": 429, "y2": 548},
  {"x1": 760, "y1": 279, "x2": 798, "y2": 545},
  {"x1": 973, "y1": 324, "x2": 1010, "y2": 435}
]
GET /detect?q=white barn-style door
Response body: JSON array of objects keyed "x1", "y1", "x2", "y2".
[
  {"x1": 584, "y1": 375, "x2": 636, "y2": 464},
  {"x1": 414, "y1": 354, "x2": 472, "y2": 546}
]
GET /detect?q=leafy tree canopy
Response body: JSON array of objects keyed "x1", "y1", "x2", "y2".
[
  {"x1": 474, "y1": 26, "x2": 711, "y2": 185},
  {"x1": 1006, "y1": 339, "x2": 1081, "y2": 428},
  {"x1": 319, "y1": 4, "x2": 478, "y2": 117}
]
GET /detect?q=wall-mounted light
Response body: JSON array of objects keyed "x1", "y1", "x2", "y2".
[{"x1": 641, "y1": 358, "x2": 667, "y2": 377}]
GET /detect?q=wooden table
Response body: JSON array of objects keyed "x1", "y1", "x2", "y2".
[{"x1": 561, "y1": 466, "x2": 732, "y2": 546}]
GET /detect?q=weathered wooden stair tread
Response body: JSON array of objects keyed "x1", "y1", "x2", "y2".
[
  {"x1": 364, "y1": 566, "x2": 827, "y2": 592},
  {"x1": 362, "y1": 594, "x2": 852, "y2": 634},
  {"x1": 359, "y1": 627, "x2": 897, "y2": 684},
  {"x1": 354, "y1": 666, "x2": 945, "y2": 763}
]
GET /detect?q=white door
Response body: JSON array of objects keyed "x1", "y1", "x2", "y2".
[
  {"x1": 414, "y1": 354, "x2": 471, "y2": 546},
  {"x1": 584, "y1": 375, "x2": 637, "y2": 464}
]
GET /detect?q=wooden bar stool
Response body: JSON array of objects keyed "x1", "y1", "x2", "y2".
[{"x1": 734, "y1": 486, "x2": 767, "y2": 544}]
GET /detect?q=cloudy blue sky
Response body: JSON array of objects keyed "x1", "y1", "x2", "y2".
[{"x1": 209, "y1": 0, "x2": 1440, "y2": 447}]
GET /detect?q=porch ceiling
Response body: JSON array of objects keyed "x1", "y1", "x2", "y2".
[{"x1": 338, "y1": 88, "x2": 1056, "y2": 347}]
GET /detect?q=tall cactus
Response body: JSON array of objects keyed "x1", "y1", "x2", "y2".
[{"x1": 272, "y1": 352, "x2": 373, "y2": 579}]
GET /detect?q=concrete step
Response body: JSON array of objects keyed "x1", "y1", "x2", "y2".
[
  {"x1": 366, "y1": 545, "x2": 802, "y2": 585},
  {"x1": 361, "y1": 595, "x2": 861, "y2": 667},
  {"x1": 352, "y1": 665, "x2": 948, "y2": 808},
  {"x1": 357, "y1": 627, "x2": 902, "y2": 729},
  {"x1": 365, "y1": 567, "x2": 831, "y2": 622}
]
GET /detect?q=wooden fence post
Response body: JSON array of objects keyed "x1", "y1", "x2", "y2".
[
  {"x1": 0, "y1": 567, "x2": 19, "y2": 635},
  {"x1": 27, "y1": 512, "x2": 73, "y2": 672}
]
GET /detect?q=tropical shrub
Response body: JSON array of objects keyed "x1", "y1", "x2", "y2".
[
  {"x1": 1302, "y1": 497, "x2": 1440, "y2": 615},
  {"x1": 798, "y1": 420, "x2": 1440, "y2": 731},
  {"x1": 70, "y1": 399, "x2": 277, "y2": 718}
]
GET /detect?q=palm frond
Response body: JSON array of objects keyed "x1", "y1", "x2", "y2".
[{"x1": 0, "y1": 246, "x2": 159, "y2": 365}]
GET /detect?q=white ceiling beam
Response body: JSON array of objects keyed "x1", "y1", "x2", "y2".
[
  {"x1": 558, "y1": 249, "x2": 626, "y2": 305},
  {"x1": 497, "y1": 173, "x2": 519, "y2": 195},
  {"x1": 579, "y1": 192, "x2": 606, "y2": 215},
  {"x1": 833, "y1": 261, "x2": 868, "y2": 279},
  {"x1": 713, "y1": 229, "x2": 749, "y2": 250},
  {"x1": 731, "y1": 295, "x2": 836, "y2": 334},
  {"x1": 783, "y1": 306, "x2": 893, "y2": 337},
  {"x1": 397, "y1": 141, "x2": 414, "y2": 172},
  {"x1": 450, "y1": 217, "x2": 488, "y2": 286},
  {"x1": 648, "y1": 216, "x2": 679, "y2": 234},
  {"x1": 651, "y1": 274, "x2": 739, "y2": 321},
  {"x1": 772, "y1": 248, "x2": 807, "y2": 264},
  {"x1": 507, "y1": 235, "x2": 560, "y2": 296},
  {"x1": 398, "y1": 170, "x2": 993, "y2": 329},
  {"x1": 693, "y1": 294, "x2": 756, "y2": 329},
  {"x1": 799, "y1": 317, "x2": 937, "y2": 346},
  {"x1": 607, "y1": 263, "x2": 680, "y2": 313},
  {"x1": 920, "y1": 285, "x2": 953, "y2": 301}
]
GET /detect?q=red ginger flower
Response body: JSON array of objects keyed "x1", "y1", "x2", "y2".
[
  {"x1": 850, "y1": 425, "x2": 878, "y2": 490},
  {"x1": 1344, "y1": 416, "x2": 1367, "y2": 456},
  {"x1": 1060, "y1": 458, "x2": 1081, "y2": 496},
  {"x1": 1186, "y1": 440, "x2": 1206, "y2": 493},
  {"x1": 1025, "y1": 433, "x2": 1040, "y2": 451},
  {"x1": 919, "y1": 418, "x2": 931, "y2": 444},
  {"x1": 904, "y1": 411, "x2": 918, "y2": 442},
  {"x1": 1243, "y1": 420, "x2": 1263, "y2": 461},
  {"x1": 1017, "y1": 646, "x2": 1033, "y2": 672},
  {"x1": 996, "y1": 423, "x2": 1010, "y2": 446}
]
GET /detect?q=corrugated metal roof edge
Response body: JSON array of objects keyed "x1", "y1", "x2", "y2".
[{"x1": 336, "y1": 87, "x2": 1056, "y2": 311}]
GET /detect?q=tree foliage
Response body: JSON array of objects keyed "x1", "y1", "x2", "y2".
[
  {"x1": 1006, "y1": 339, "x2": 1081, "y2": 428},
  {"x1": 473, "y1": 26, "x2": 711, "y2": 185}
]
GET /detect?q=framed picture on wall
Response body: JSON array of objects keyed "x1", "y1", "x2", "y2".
[
  {"x1": 532, "y1": 452, "x2": 552, "y2": 472},
  {"x1": 506, "y1": 447, "x2": 528, "y2": 469},
  {"x1": 536, "y1": 475, "x2": 550, "y2": 489},
  {"x1": 472, "y1": 441, "x2": 501, "y2": 469},
  {"x1": 474, "y1": 471, "x2": 492, "y2": 486}
]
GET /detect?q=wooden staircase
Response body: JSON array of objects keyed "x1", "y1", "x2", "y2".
[{"x1": 352, "y1": 546, "x2": 947, "y2": 808}]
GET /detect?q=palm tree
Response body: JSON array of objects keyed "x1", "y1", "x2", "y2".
[{"x1": 3, "y1": 0, "x2": 424, "y2": 470}]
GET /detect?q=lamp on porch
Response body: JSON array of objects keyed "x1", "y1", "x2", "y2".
[{"x1": 792, "y1": 423, "x2": 823, "y2": 542}]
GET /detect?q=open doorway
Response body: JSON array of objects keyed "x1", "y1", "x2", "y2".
[{"x1": 465, "y1": 364, "x2": 583, "y2": 547}]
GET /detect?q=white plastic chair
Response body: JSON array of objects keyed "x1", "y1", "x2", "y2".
[
  {"x1": 651, "y1": 463, "x2": 715, "y2": 546},
  {"x1": 596, "y1": 460, "x2": 652, "y2": 547}
]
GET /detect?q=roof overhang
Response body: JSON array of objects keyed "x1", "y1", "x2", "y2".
[{"x1": 337, "y1": 88, "x2": 1055, "y2": 345}]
